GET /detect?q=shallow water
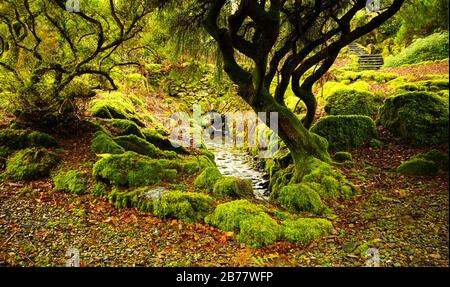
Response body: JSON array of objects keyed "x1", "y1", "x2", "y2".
[{"x1": 206, "y1": 143, "x2": 269, "y2": 200}]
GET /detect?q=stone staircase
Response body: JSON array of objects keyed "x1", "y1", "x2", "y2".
[{"x1": 348, "y1": 43, "x2": 384, "y2": 70}]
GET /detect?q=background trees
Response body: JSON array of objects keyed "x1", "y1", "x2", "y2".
[{"x1": 0, "y1": 0, "x2": 163, "y2": 128}]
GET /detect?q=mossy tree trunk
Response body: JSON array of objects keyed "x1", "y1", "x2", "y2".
[{"x1": 201, "y1": 0, "x2": 405, "y2": 179}]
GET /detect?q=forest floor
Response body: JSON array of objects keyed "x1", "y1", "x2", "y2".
[{"x1": 0, "y1": 62, "x2": 448, "y2": 267}]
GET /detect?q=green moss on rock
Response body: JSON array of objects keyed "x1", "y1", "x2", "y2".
[
  {"x1": 142, "y1": 128, "x2": 188, "y2": 154},
  {"x1": 324, "y1": 89, "x2": 382, "y2": 117},
  {"x1": 379, "y1": 92, "x2": 449, "y2": 146},
  {"x1": 281, "y1": 218, "x2": 333, "y2": 244},
  {"x1": 194, "y1": 167, "x2": 222, "y2": 193},
  {"x1": 91, "y1": 131, "x2": 125, "y2": 154},
  {"x1": 397, "y1": 158, "x2": 439, "y2": 176},
  {"x1": 0, "y1": 128, "x2": 59, "y2": 157},
  {"x1": 53, "y1": 170, "x2": 88, "y2": 195},
  {"x1": 206, "y1": 200, "x2": 279, "y2": 247},
  {"x1": 311, "y1": 115, "x2": 378, "y2": 151},
  {"x1": 92, "y1": 152, "x2": 177, "y2": 187},
  {"x1": 4, "y1": 148, "x2": 60, "y2": 180},
  {"x1": 411, "y1": 149, "x2": 449, "y2": 172},
  {"x1": 334, "y1": 152, "x2": 353, "y2": 162},
  {"x1": 212, "y1": 177, "x2": 254, "y2": 199},
  {"x1": 99, "y1": 119, "x2": 144, "y2": 138},
  {"x1": 90, "y1": 92, "x2": 137, "y2": 121},
  {"x1": 92, "y1": 182, "x2": 108, "y2": 198},
  {"x1": 153, "y1": 191, "x2": 215, "y2": 223},
  {"x1": 279, "y1": 184, "x2": 326, "y2": 215},
  {"x1": 113, "y1": 134, "x2": 177, "y2": 159}
]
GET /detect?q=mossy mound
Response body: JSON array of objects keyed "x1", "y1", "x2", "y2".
[
  {"x1": 153, "y1": 191, "x2": 215, "y2": 223},
  {"x1": 92, "y1": 152, "x2": 177, "y2": 187},
  {"x1": 142, "y1": 128, "x2": 188, "y2": 154},
  {"x1": 212, "y1": 177, "x2": 254, "y2": 199},
  {"x1": 311, "y1": 115, "x2": 378, "y2": 151},
  {"x1": 99, "y1": 119, "x2": 144, "y2": 138},
  {"x1": 91, "y1": 131, "x2": 125, "y2": 154},
  {"x1": 281, "y1": 218, "x2": 333, "y2": 244},
  {"x1": 194, "y1": 167, "x2": 222, "y2": 193},
  {"x1": 324, "y1": 89, "x2": 382, "y2": 117},
  {"x1": 206, "y1": 200, "x2": 280, "y2": 247},
  {"x1": 396, "y1": 158, "x2": 439, "y2": 176},
  {"x1": 0, "y1": 128, "x2": 59, "y2": 157},
  {"x1": 113, "y1": 134, "x2": 177, "y2": 159},
  {"x1": 411, "y1": 150, "x2": 449, "y2": 172},
  {"x1": 278, "y1": 184, "x2": 326, "y2": 215},
  {"x1": 4, "y1": 148, "x2": 60, "y2": 180},
  {"x1": 336, "y1": 70, "x2": 397, "y2": 83},
  {"x1": 379, "y1": 92, "x2": 449, "y2": 146},
  {"x1": 90, "y1": 92, "x2": 142, "y2": 125},
  {"x1": 53, "y1": 170, "x2": 88, "y2": 195},
  {"x1": 334, "y1": 151, "x2": 353, "y2": 162},
  {"x1": 92, "y1": 182, "x2": 108, "y2": 198},
  {"x1": 107, "y1": 187, "x2": 153, "y2": 213}
]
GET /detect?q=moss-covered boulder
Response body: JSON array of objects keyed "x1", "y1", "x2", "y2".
[
  {"x1": 91, "y1": 131, "x2": 125, "y2": 154},
  {"x1": 194, "y1": 167, "x2": 222, "y2": 193},
  {"x1": 90, "y1": 92, "x2": 141, "y2": 125},
  {"x1": 379, "y1": 92, "x2": 449, "y2": 146},
  {"x1": 142, "y1": 128, "x2": 188, "y2": 154},
  {"x1": 311, "y1": 115, "x2": 378, "y2": 151},
  {"x1": 411, "y1": 149, "x2": 449, "y2": 172},
  {"x1": 397, "y1": 158, "x2": 439, "y2": 176},
  {"x1": 153, "y1": 191, "x2": 215, "y2": 223},
  {"x1": 281, "y1": 218, "x2": 333, "y2": 244},
  {"x1": 113, "y1": 134, "x2": 177, "y2": 159},
  {"x1": 4, "y1": 148, "x2": 60, "y2": 180},
  {"x1": 92, "y1": 152, "x2": 177, "y2": 187},
  {"x1": 206, "y1": 200, "x2": 280, "y2": 247},
  {"x1": 324, "y1": 89, "x2": 382, "y2": 117},
  {"x1": 334, "y1": 151, "x2": 353, "y2": 162},
  {"x1": 0, "y1": 128, "x2": 59, "y2": 157},
  {"x1": 53, "y1": 170, "x2": 88, "y2": 195},
  {"x1": 99, "y1": 119, "x2": 144, "y2": 138},
  {"x1": 212, "y1": 177, "x2": 254, "y2": 199},
  {"x1": 279, "y1": 184, "x2": 326, "y2": 215}
]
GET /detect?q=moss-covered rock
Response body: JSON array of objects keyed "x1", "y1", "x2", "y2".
[
  {"x1": 281, "y1": 218, "x2": 333, "y2": 244},
  {"x1": 0, "y1": 128, "x2": 59, "y2": 157},
  {"x1": 92, "y1": 182, "x2": 108, "y2": 198},
  {"x1": 142, "y1": 128, "x2": 188, "y2": 154},
  {"x1": 278, "y1": 184, "x2": 326, "y2": 215},
  {"x1": 153, "y1": 191, "x2": 215, "y2": 223},
  {"x1": 99, "y1": 119, "x2": 144, "y2": 138},
  {"x1": 396, "y1": 158, "x2": 439, "y2": 176},
  {"x1": 113, "y1": 134, "x2": 177, "y2": 159},
  {"x1": 92, "y1": 152, "x2": 177, "y2": 187},
  {"x1": 194, "y1": 167, "x2": 222, "y2": 193},
  {"x1": 52, "y1": 170, "x2": 88, "y2": 195},
  {"x1": 334, "y1": 151, "x2": 353, "y2": 162},
  {"x1": 311, "y1": 115, "x2": 378, "y2": 151},
  {"x1": 90, "y1": 92, "x2": 138, "y2": 122},
  {"x1": 411, "y1": 149, "x2": 449, "y2": 172},
  {"x1": 212, "y1": 177, "x2": 254, "y2": 199},
  {"x1": 206, "y1": 200, "x2": 280, "y2": 247},
  {"x1": 324, "y1": 89, "x2": 382, "y2": 117},
  {"x1": 91, "y1": 131, "x2": 125, "y2": 154},
  {"x1": 379, "y1": 92, "x2": 449, "y2": 146},
  {"x1": 4, "y1": 148, "x2": 60, "y2": 180}
]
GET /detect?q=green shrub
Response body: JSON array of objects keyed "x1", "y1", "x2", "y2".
[
  {"x1": 91, "y1": 131, "x2": 125, "y2": 154},
  {"x1": 4, "y1": 148, "x2": 60, "y2": 180},
  {"x1": 281, "y1": 218, "x2": 333, "y2": 244},
  {"x1": 0, "y1": 128, "x2": 59, "y2": 157},
  {"x1": 194, "y1": 167, "x2": 222, "y2": 193},
  {"x1": 384, "y1": 32, "x2": 449, "y2": 67},
  {"x1": 334, "y1": 152, "x2": 353, "y2": 162},
  {"x1": 206, "y1": 200, "x2": 279, "y2": 246},
  {"x1": 92, "y1": 152, "x2": 177, "y2": 187},
  {"x1": 212, "y1": 177, "x2": 254, "y2": 199},
  {"x1": 379, "y1": 92, "x2": 449, "y2": 146},
  {"x1": 53, "y1": 170, "x2": 88, "y2": 195},
  {"x1": 153, "y1": 191, "x2": 215, "y2": 223},
  {"x1": 99, "y1": 119, "x2": 144, "y2": 138},
  {"x1": 113, "y1": 134, "x2": 176, "y2": 159},
  {"x1": 311, "y1": 115, "x2": 378, "y2": 151},
  {"x1": 324, "y1": 89, "x2": 382, "y2": 117},
  {"x1": 397, "y1": 158, "x2": 439, "y2": 176},
  {"x1": 279, "y1": 184, "x2": 325, "y2": 215}
]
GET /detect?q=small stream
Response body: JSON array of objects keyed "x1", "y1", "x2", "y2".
[{"x1": 206, "y1": 143, "x2": 270, "y2": 201}]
